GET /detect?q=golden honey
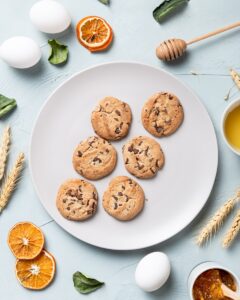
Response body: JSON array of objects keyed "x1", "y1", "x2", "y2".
[
  {"x1": 193, "y1": 269, "x2": 236, "y2": 300},
  {"x1": 224, "y1": 105, "x2": 240, "y2": 151}
]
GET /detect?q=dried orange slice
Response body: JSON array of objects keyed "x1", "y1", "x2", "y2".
[
  {"x1": 76, "y1": 16, "x2": 113, "y2": 52},
  {"x1": 8, "y1": 222, "x2": 44, "y2": 260},
  {"x1": 16, "y1": 249, "x2": 56, "y2": 290}
]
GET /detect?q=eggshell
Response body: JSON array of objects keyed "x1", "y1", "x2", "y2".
[
  {"x1": 135, "y1": 252, "x2": 171, "y2": 292},
  {"x1": 30, "y1": 0, "x2": 71, "y2": 34},
  {"x1": 0, "y1": 36, "x2": 41, "y2": 69}
]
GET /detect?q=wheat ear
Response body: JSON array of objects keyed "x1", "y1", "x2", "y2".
[
  {"x1": 0, "y1": 152, "x2": 25, "y2": 213},
  {"x1": 222, "y1": 209, "x2": 240, "y2": 248},
  {"x1": 0, "y1": 126, "x2": 11, "y2": 180},
  {"x1": 230, "y1": 69, "x2": 240, "y2": 89},
  {"x1": 196, "y1": 190, "x2": 240, "y2": 246}
]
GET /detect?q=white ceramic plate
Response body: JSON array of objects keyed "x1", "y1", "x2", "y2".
[{"x1": 30, "y1": 62, "x2": 218, "y2": 250}]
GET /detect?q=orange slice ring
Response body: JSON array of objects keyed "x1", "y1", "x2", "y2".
[
  {"x1": 76, "y1": 16, "x2": 113, "y2": 52},
  {"x1": 8, "y1": 222, "x2": 45, "y2": 260},
  {"x1": 15, "y1": 249, "x2": 56, "y2": 290}
]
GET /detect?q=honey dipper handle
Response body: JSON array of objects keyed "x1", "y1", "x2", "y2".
[
  {"x1": 187, "y1": 21, "x2": 240, "y2": 45},
  {"x1": 221, "y1": 283, "x2": 240, "y2": 300}
]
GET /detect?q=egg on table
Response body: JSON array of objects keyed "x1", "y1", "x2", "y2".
[
  {"x1": 135, "y1": 252, "x2": 171, "y2": 292},
  {"x1": 0, "y1": 36, "x2": 41, "y2": 69},
  {"x1": 30, "y1": 0, "x2": 71, "y2": 34}
]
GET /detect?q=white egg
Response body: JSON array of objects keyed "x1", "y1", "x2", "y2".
[
  {"x1": 30, "y1": 0, "x2": 71, "y2": 34},
  {"x1": 135, "y1": 252, "x2": 171, "y2": 292},
  {"x1": 0, "y1": 36, "x2": 41, "y2": 69}
]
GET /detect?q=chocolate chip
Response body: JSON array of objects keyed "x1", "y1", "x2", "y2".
[
  {"x1": 133, "y1": 149, "x2": 139, "y2": 154},
  {"x1": 114, "y1": 203, "x2": 118, "y2": 209},
  {"x1": 63, "y1": 199, "x2": 67, "y2": 203},
  {"x1": 118, "y1": 192, "x2": 123, "y2": 196},
  {"x1": 169, "y1": 95, "x2": 173, "y2": 100},
  {"x1": 125, "y1": 158, "x2": 129, "y2": 164},
  {"x1": 113, "y1": 195, "x2": 118, "y2": 201},
  {"x1": 66, "y1": 189, "x2": 76, "y2": 197},
  {"x1": 154, "y1": 125, "x2": 163, "y2": 133},
  {"x1": 138, "y1": 141, "x2": 143, "y2": 146},
  {"x1": 93, "y1": 157, "x2": 102, "y2": 164},
  {"x1": 145, "y1": 146, "x2": 149, "y2": 156},
  {"x1": 115, "y1": 110, "x2": 121, "y2": 116},
  {"x1": 137, "y1": 163, "x2": 144, "y2": 170},
  {"x1": 114, "y1": 118, "x2": 119, "y2": 121},
  {"x1": 150, "y1": 167, "x2": 155, "y2": 174},
  {"x1": 156, "y1": 160, "x2": 161, "y2": 168},
  {"x1": 106, "y1": 148, "x2": 109, "y2": 153},
  {"x1": 78, "y1": 151, "x2": 83, "y2": 157},
  {"x1": 128, "y1": 145, "x2": 134, "y2": 152},
  {"x1": 122, "y1": 185, "x2": 125, "y2": 190},
  {"x1": 115, "y1": 128, "x2": 120, "y2": 134}
]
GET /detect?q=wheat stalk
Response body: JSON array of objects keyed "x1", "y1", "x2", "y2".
[
  {"x1": 230, "y1": 69, "x2": 240, "y2": 89},
  {"x1": 0, "y1": 152, "x2": 25, "y2": 213},
  {"x1": 196, "y1": 189, "x2": 240, "y2": 246},
  {"x1": 0, "y1": 126, "x2": 11, "y2": 180}
]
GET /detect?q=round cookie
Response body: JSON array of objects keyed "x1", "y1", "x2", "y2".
[
  {"x1": 122, "y1": 136, "x2": 164, "y2": 179},
  {"x1": 72, "y1": 136, "x2": 117, "y2": 180},
  {"x1": 56, "y1": 179, "x2": 98, "y2": 221},
  {"x1": 141, "y1": 92, "x2": 184, "y2": 137},
  {"x1": 103, "y1": 176, "x2": 145, "y2": 221},
  {"x1": 91, "y1": 96, "x2": 132, "y2": 140}
]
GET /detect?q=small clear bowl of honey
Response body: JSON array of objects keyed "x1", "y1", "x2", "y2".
[
  {"x1": 188, "y1": 261, "x2": 240, "y2": 300},
  {"x1": 222, "y1": 98, "x2": 240, "y2": 155}
]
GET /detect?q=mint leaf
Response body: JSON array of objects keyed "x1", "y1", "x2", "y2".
[
  {"x1": 48, "y1": 40, "x2": 68, "y2": 65},
  {"x1": 0, "y1": 94, "x2": 17, "y2": 118},
  {"x1": 73, "y1": 272, "x2": 104, "y2": 294},
  {"x1": 98, "y1": 0, "x2": 110, "y2": 5},
  {"x1": 153, "y1": 0, "x2": 189, "y2": 23}
]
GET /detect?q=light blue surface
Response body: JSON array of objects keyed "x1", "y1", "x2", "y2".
[{"x1": 0, "y1": 0, "x2": 240, "y2": 299}]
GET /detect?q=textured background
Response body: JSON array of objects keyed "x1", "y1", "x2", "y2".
[{"x1": 0, "y1": 0, "x2": 240, "y2": 299}]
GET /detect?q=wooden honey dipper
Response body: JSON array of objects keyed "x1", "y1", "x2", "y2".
[{"x1": 156, "y1": 21, "x2": 240, "y2": 61}]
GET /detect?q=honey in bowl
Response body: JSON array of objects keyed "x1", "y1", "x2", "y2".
[
  {"x1": 193, "y1": 269, "x2": 236, "y2": 300},
  {"x1": 224, "y1": 105, "x2": 240, "y2": 152}
]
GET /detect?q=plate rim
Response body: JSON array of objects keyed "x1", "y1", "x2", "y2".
[{"x1": 29, "y1": 61, "x2": 218, "y2": 250}]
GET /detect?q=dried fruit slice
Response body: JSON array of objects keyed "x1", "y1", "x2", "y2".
[
  {"x1": 16, "y1": 249, "x2": 56, "y2": 290},
  {"x1": 76, "y1": 16, "x2": 113, "y2": 52},
  {"x1": 8, "y1": 222, "x2": 44, "y2": 260}
]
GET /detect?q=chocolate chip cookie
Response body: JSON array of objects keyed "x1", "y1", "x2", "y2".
[
  {"x1": 91, "y1": 96, "x2": 132, "y2": 140},
  {"x1": 141, "y1": 92, "x2": 184, "y2": 137},
  {"x1": 56, "y1": 179, "x2": 98, "y2": 221},
  {"x1": 122, "y1": 136, "x2": 164, "y2": 179},
  {"x1": 103, "y1": 176, "x2": 145, "y2": 221},
  {"x1": 72, "y1": 136, "x2": 117, "y2": 180}
]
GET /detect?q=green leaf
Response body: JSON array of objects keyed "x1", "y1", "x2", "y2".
[
  {"x1": 73, "y1": 271, "x2": 104, "y2": 294},
  {"x1": 48, "y1": 40, "x2": 68, "y2": 65},
  {"x1": 153, "y1": 0, "x2": 189, "y2": 23},
  {"x1": 0, "y1": 94, "x2": 17, "y2": 118},
  {"x1": 98, "y1": 0, "x2": 110, "y2": 5}
]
